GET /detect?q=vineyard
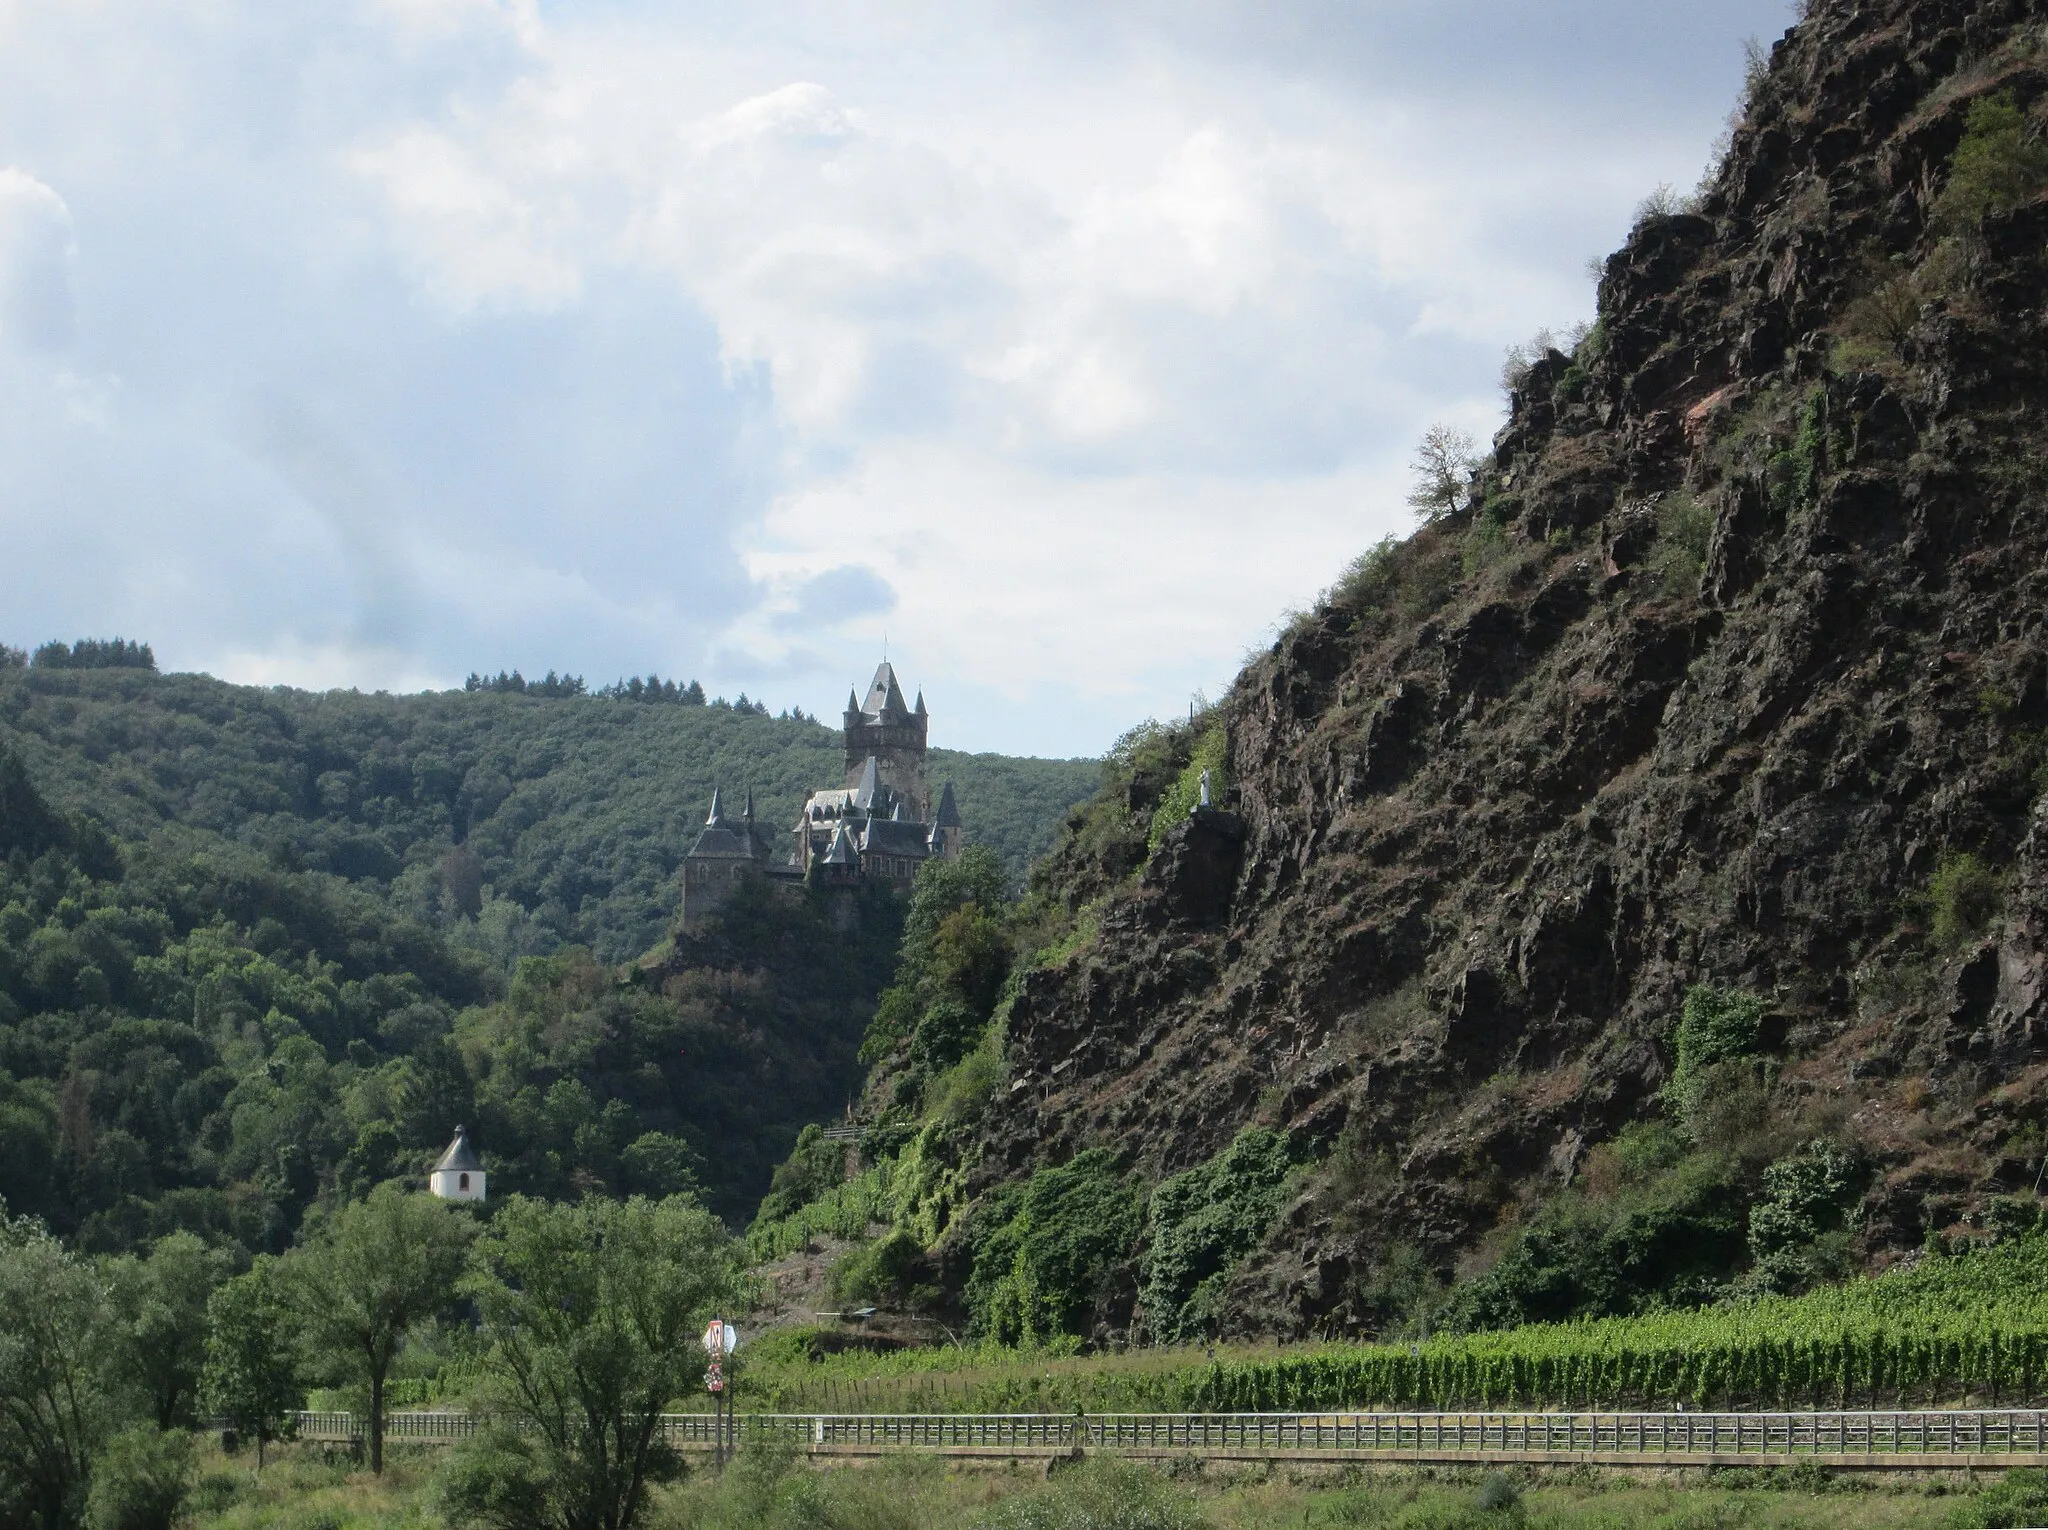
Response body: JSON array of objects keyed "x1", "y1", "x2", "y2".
[
  {"x1": 736, "y1": 1236, "x2": 2048, "y2": 1414},
  {"x1": 747, "y1": 1162, "x2": 898, "y2": 1262}
]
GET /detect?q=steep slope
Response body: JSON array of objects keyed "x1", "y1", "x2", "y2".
[{"x1": 950, "y1": 0, "x2": 2048, "y2": 1337}]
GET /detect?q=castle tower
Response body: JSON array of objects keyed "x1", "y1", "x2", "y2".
[
  {"x1": 680, "y1": 787, "x2": 775, "y2": 932},
  {"x1": 842, "y1": 661, "x2": 929, "y2": 820}
]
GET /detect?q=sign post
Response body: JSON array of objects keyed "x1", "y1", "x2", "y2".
[{"x1": 702, "y1": 1319, "x2": 739, "y2": 1466}]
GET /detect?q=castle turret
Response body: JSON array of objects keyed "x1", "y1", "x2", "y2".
[
  {"x1": 930, "y1": 780, "x2": 964, "y2": 860},
  {"x1": 680, "y1": 786, "x2": 775, "y2": 931},
  {"x1": 843, "y1": 660, "x2": 929, "y2": 820}
]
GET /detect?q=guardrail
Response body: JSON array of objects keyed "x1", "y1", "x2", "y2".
[{"x1": 289, "y1": 1408, "x2": 2048, "y2": 1466}]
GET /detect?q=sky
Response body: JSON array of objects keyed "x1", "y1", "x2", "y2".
[{"x1": 0, "y1": 0, "x2": 1797, "y2": 758}]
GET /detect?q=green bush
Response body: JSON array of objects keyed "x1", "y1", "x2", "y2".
[
  {"x1": 1645, "y1": 492, "x2": 1714, "y2": 593},
  {"x1": 1940, "y1": 92, "x2": 2048, "y2": 227},
  {"x1": 1746, "y1": 1140, "x2": 1864, "y2": 1294},
  {"x1": 1929, "y1": 852, "x2": 2003, "y2": 950},
  {"x1": 830, "y1": 1230, "x2": 927, "y2": 1309},
  {"x1": 1665, "y1": 984, "x2": 1765, "y2": 1123},
  {"x1": 1140, "y1": 1128, "x2": 1294, "y2": 1342},
  {"x1": 973, "y1": 1459, "x2": 1202, "y2": 1530},
  {"x1": 967, "y1": 1151, "x2": 1140, "y2": 1344},
  {"x1": 1474, "y1": 1470, "x2": 1523, "y2": 1517},
  {"x1": 84, "y1": 1427, "x2": 193, "y2": 1530}
]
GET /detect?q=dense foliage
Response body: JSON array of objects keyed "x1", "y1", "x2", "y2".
[
  {"x1": 1, "y1": 664, "x2": 1096, "y2": 964},
  {"x1": 0, "y1": 1188, "x2": 736, "y2": 1530},
  {"x1": 442, "y1": 1194, "x2": 743, "y2": 1530},
  {"x1": 0, "y1": 652, "x2": 1093, "y2": 1245}
]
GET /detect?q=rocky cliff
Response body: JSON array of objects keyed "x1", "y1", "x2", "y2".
[{"x1": 976, "y1": 0, "x2": 2048, "y2": 1335}]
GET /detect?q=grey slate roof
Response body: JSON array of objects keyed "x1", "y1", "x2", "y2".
[
  {"x1": 688, "y1": 791, "x2": 776, "y2": 859},
  {"x1": 853, "y1": 756, "x2": 881, "y2": 812},
  {"x1": 434, "y1": 1126, "x2": 482, "y2": 1174},
  {"x1": 861, "y1": 662, "x2": 913, "y2": 722},
  {"x1": 862, "y1": 818, "x2": 932, "y2": 856},
  {"x1": 824, "y1": 823, "x2": 858, "y2": 865},
  {"x1": 934, "y1": 781, "x2": 961, "y2": 828}
]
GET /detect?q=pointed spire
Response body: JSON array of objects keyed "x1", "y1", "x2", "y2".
[
  {"x1": 706, "y1": 788, "x2": 724, "y2": 826},
  {"x1": 935, "y1": 780, "x2": 962, "y2": 828},
  {"x1": 846, "y1": 686, "x2": 860, "y2": 715},
  {"x1": 824, "y1": 822, "x2": 858, "y2": 865},
  {"x1": 743, "y1": 787, "x2": 755, "y2": 825},
  {"x1": 891, "y1": 798, "x2": 905, "y2": 821},
  {"x1": 853, "y1": 755, "x2": 881, "y2": 812},
  {"x1": 913, "y1": 689, "x2": 927, "y2": 718}
]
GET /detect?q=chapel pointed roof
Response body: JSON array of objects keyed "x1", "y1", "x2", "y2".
[
  {"x1": 434, "y1": 1125, "x2": 482, "y2": 1174},
  {"x1": 935, "y1": 780, "x2": 962, "y2": 828},
  {"x1": 705, "y1": 788, "x2": 725, "y2": 826}
]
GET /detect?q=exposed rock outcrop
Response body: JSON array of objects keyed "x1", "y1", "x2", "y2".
[{"x1": 981, "y1": 0, "x2": 2048, "y2": 1333}]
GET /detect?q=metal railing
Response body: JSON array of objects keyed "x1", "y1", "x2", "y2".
[{"x1": 290, "y1": 1407, "x2": 2048, "y2": 1462}]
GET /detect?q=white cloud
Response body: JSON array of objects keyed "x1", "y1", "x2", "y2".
[
  {"x1": 0, "y1": 0, "x2": 1798, "y2": 755},
  {"x1": 0, "y1": 167, "x2": 75, "y2": 353}
]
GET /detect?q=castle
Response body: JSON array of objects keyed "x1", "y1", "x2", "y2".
[{"x1": 677, "y1": 661, "x2": 964, "y2": 931}]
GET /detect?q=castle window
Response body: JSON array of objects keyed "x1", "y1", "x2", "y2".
[{"x1": 458, "y1": 1173, "x2": 470, "y2": 1191}]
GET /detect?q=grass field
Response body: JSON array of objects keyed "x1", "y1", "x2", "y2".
[{"x1": 183, "y1": 1439, "x2": 2048, "y2": 1530}]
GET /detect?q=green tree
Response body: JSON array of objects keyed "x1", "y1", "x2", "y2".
[
  {"x1": 1940, "y1": 92, "x2": 2048, "y2": 226},
  {"x1": 109, "y1": 1232, "x2": 235, "y2": 1430},
  {"x1": 441, "y1": 1194, "x2": 742, "y2": 1530},
  {"x1": 286, "y1": 1184, "x2": 474, "y2": 1473},
  {"x1": 200, "y1": 1259, "x2": 300, "y2": 1471},
  {"x1": 82, "y1": 1426, "x2": 192, "y2": 1530},
  {"x1": 0, "y1": 1206, "x2": 115, "y2": 1530},
  {"x1": 1406, "y1": 423, "x2": 1477, "y2": 521}
]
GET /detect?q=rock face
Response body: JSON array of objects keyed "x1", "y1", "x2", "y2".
[{"x1": 982, "y1": 0, "x2": 2048, "y2": 1332}]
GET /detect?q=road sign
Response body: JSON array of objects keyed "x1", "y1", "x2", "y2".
[{"x1": 702, "y1": 1319, "x2": 738, "y2": 1356}]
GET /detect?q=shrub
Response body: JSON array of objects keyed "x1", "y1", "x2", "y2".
[
  {"x1": 1929, "y1": 852, "x2": 2003, "y2": 950},
  {"x1": 1645, "y1": 491, "x2": 1714, "y2": 593},
  {"x1": 1474, "y1": 1470, "x2": 1523, "y2": 1515},
  {"x1": 1973, "y1": 1466, "x2": 2048, "y2": 1529},
  {"x1": 974, "y1": 1459, "x2": 1201, "y2": 1530},
  {"x1": 1666, "y1": 984, "x2": 1765, "y2": 1123},
  {"x1": 967, "y1": 1151, "x2": 1140, "y2": 1344},
  {"x1": 1746, "y1": 1140, "x2": 1865, "y2": 1294},
  {"x1": 85, "y1": 1427, "x2": 193, "y2": 1530},
  {"x1": 1461, "y1": 511, "x2": 1511, "y2": 579},
  {"x1": 1140, "y1": 1128, "x2": 1295, "y2": 1342},
  {"x1": 1939, "y1": 92, "x2": 2048, "y2": 227},
  {"x1": 830, "y1": 1230, "x2": 927, "y2": 1309}
]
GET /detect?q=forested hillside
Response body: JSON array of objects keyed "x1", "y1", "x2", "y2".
[
  {"x1": 0, "y1": 655, "x2": 1095, "y2": 963},
  {"x1": 0, "y1": 656, "x2": 1098, "y2": 1241},
  {"x1": 754, "y1": 0, "x2": 2048, "y2": 1348}
]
